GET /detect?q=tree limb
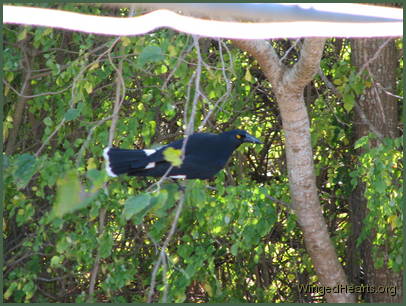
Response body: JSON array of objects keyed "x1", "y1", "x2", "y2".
[{"x1": 232, "y1": 38, "x2": 355, "y2": 303}]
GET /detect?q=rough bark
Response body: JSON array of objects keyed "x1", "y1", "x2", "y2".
[
  {"x1": 349, "y1": 37, "x2": 402, "y2": 302},
  {"x1": 233, "y1": 39, "x2": 355, "y2": 303},
  {"x1": 5, "y1": 45, "x2": 32, "y2": 155}
]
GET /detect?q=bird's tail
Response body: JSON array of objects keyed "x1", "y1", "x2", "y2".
[{"x1": 103, "y1": 147, "x2": 154, "y2": 177}]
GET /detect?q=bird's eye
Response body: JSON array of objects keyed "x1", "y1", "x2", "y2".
[{"x1": 235, "y1": 134, "x2": 243, "y2": 140}]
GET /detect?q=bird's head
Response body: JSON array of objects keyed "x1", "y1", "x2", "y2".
[{"x1": 224, "y1": 129, "x2": 263, "y2": 145}]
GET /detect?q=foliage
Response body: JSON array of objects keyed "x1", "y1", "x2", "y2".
[
  {"x1": 351, "y1": 135, "x2": 403, "y2": 272},
  {"x1": 3, "y1": 5, "x2": 403, "y2": 303}
]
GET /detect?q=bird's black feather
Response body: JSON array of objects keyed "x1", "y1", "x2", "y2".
[{"x1": 103, "y1": 129, "x2": 262, "y2": 179}]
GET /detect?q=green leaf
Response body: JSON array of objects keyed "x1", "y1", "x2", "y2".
[
  {"x1": 374, "y1": 179, "x2": 386, "y2": 194},
  {"x1": 122, "y1": 193, "x2": 151, "y2": 220},
  {"x1": 17, "y1": 28, "x2": 28, "y2": 41},
  {"x1": 53, "y1": 170, "x2": 82, "y2": 217},
  {"x1": 84, "y1": 81, "x2": 93, "y2": 94},
  {"x1": 230, "y1": 243, "x2": 239, "y2": 256},
  {"x1": 64, "y1": 108, "x2": 81, "y2": 121},
  {"x1": 186, "y1": 180, "x2": 207, "y2": 206},
  {"x1": 16, "y1": 203, "x2": 35, "y2": 226},
  {"x1": 163, "y1": 147, "x2": 182, "y2": 167},
  {"x1": 99, "y1": 232, "x2": 113, "y2": 258},
  {"x1": 86, "y1": 169, "x2": 106, "y2": 192},
  {"x1": 343, "y1": 91, "x2": 355, "y2": 112},
  {"x1": 43, "y1": 116, "x2": 53, "y2": 126},
  {"x1": 121, "y1": 36, "x2": 131, "y2": 47},
  {"x1": 151, "y1": 186, "x2": 177, "y2": 218},
  {"x1": 244, "y1": 68, "x2": 253, "y2": 83},
  {"x1": 354, "y1": 135, "x2": 369, "y2": 149},
  {"x1": 50, "y1": 255, "x2": 62, "y2": 267},
  {"x1": 150, "y1": 190, "x2": 168, "y2": 217},
  {"x1": 13, "y1": 154, "x2": 37, "y2": 189},
  {"x1": 4, "y1": 282, "x2": 17, "y2": 300},
  {"x1": 137, "y1": 46, "x2": 164, "y2": 67}
]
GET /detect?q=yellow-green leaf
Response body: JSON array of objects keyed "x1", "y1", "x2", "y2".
[
  {"x1": 121, "y1": 36, "x2": 131, "y2": 47},
  {"x1": 168, "y1": 45, "x2": 177, "y2": 57},
  {"x1": 17, "y1": 28, "x2": 28, "y2": 41},
  {"x1": 87, "y1": 158, "x2": 97, "y2": 170},
  {"x1": 54, "y1": 170, "x2": 81, "y2": 217},
  {"x1": 89, "y1": 61, "x2": 99, "y2": 71},
  {"x1": 84, "y1": 81, "x2": 93, "y2": 94},
  {"x1": 244, "y1": 68, "x2": 253, "y2": 83},
  {"x1": 163, "y1": 147, "x2": 183, "y2": 167}
]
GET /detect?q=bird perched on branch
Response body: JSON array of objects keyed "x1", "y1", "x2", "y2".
[{"x1": 103, "y1": 129, "x2": 262, "y2": 179}]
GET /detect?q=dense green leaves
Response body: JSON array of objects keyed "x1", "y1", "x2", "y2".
[{"x1": 350, "y1": 134, "x2": 403, "y2": 271}]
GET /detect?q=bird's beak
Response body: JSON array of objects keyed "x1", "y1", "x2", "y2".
[{"x1": 244, "y1": 134, "x2": 263, "y2": 144}]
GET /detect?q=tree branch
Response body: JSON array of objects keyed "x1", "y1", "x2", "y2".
[
  {"x1": 232, "y1": 39, "x2": 283, "y2": 90},
  {"x1": 148, "y1": 187, "x2": 185, "y2": 303},
  {"x1": 283, "y1": 38, "x2": 326, "y2": 93},
  {"x1": 5, "y1": 45, "x2": 32, "y2": 155}
]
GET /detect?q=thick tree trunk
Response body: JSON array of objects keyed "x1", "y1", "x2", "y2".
[
  {"x1": 5, "y1": 67, "x2": 32, "y2": 155},
  {"x1": 349, "y1": 37, "x2": 402, "y2": 303},
  {"x1": 233, "y1": 38, "x2": 355, "y2": 303}
]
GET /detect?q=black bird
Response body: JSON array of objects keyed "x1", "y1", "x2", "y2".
[{"x1": 103, "y1": 129, "x2": 262, "y2": 180}]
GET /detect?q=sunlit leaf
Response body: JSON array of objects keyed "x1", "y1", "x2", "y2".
[
  {"x1": 54, "y1": 170, "x2": 82, "y2": 217},
  {"x1": 354, "y1": 135, "x2": 369, "y2": 149},
  {"x1": 244, "y1": 68, "x2": 253, "y2": 82},
  {"x1": 163, "y1": 147, "x2": 182, "y2": 167},
  {"x1": 343, "y1": 91, "x2": 355, "y2": 112},
  {"x1": 121, "y1": 36, "x2": 131, "y2": 47}
]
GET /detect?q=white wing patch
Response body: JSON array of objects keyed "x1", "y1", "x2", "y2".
[
  {"x1": 103, "y1": 147, "x2": 117, "y2": 177},
  {"x1": 143, "y1": 149, "x2": 156, "y2": 156},
  {"x1": 169, "y1": 175, "x2": 186, "y2": 179},
  {"x1": 145, "y1": 162, "x2": 156, "y2": 169}
]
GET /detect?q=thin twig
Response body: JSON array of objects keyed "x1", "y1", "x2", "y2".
[
  {"x1": 75, "y1": 115, "x2": 113, "y2": 166},
  {"x1": 3, "y1": 79, "x2": 72, "y2": 98},
  {"x1": 279, "y1": 38, "x2": 300, "y2": 64},
  {"x1": 87, "y1": 207, "x2": 107, "y2": 301},
  {"x1": 107, "y1": 38, "x2": 126, "y2": 146},
  {"x1": 317, "y1": 67, "x2": 385, "y2": 142},
  {"x1": 34, "y1": 118, "x2": 66, "y2": 157},
  {"x1": 198, "y1": 39, "x2": 233, "y2": 130},
  {"x1": 185, "y1": 36, "x2": 203, "y2": 136},
  {"x1": 35, "y1": 38, "x2": 121, "y2": 157},
  {"x1": 147, "y1": 37, "x2": 203, "y2": 193},
  {"x1": 375, "y1": 82, "x2": 403, "y2": 100},
  {"x1": 264, "y1": 194, "x2": 293, "y2": 211},
  {"x1": 147, "y1": 186, "x2": 185, "y2": 303},
  {"x1": 161, "y1": 37, "x2": 193, "y2": 90},
  {"x1": 162, "y1": 253, "x2": 169, "y2": 302},
  {"x1": 147, "y1": 36, "x2": 204, "y2": 302},
  {"x1": 88, "y1": 9, "x2": 135, "y2": 300},
  {"x1": 356, "y1": 37, "x2": 393, "y2": 78}
]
